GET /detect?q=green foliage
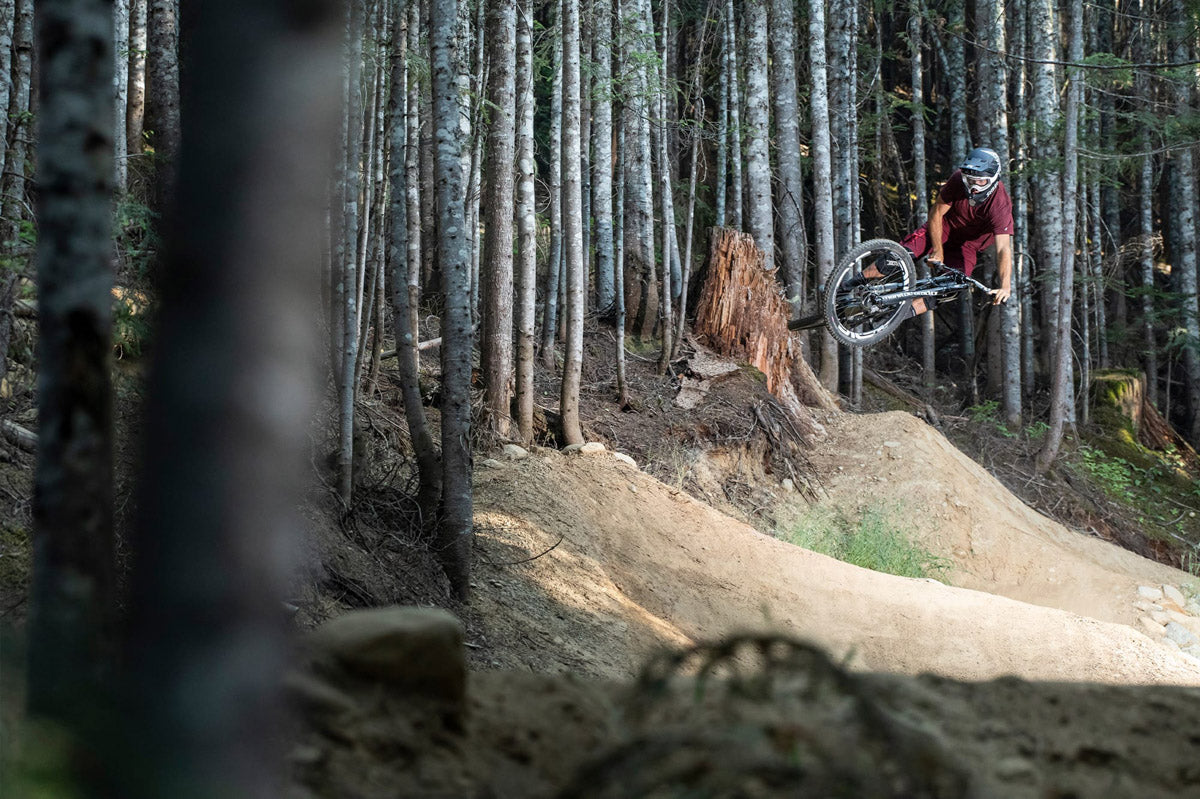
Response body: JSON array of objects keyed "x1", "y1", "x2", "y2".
[
  {"x1": 780, "y1": 501, "x2": 948, "y2": 581},
  {"x1": 111, "y1": 197, "x2": 158, "y2": 358},
  {"x1": 1075, "y1": 445, "x2": 1138, "y2": 503},
  {"x1": 966, "y1": 400, "x2": 1015, "y2": 438}
]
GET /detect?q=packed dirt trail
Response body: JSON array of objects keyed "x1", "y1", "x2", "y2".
[{"x1": 471, "y1": 410, "x2": 1200, "y2": 686}]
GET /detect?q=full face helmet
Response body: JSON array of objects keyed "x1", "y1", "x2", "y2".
[{"x1": 960, "y1": 147, "x2": 1002, "y2": 205}]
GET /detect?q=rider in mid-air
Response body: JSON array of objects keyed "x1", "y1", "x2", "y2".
[{"x1": 862, "y1": 146, "x2": 1014, "y2": 319}]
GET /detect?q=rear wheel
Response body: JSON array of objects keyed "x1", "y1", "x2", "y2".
[{"x1": 822, "y1": 239, "x2": 917, "y2": 347}]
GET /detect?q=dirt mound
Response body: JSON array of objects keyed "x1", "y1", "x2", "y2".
[
  {"x1": 810, "y1": 410, "x2": 1190, "y2": 628},
  {"x1": 292, "y1": 415, "x2": 1200, "y2": 799},
  {"x1": 471, "y1": 444, "x2": 1200, "y2": 684}
]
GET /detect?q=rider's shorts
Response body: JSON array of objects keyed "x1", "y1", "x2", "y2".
[{"x1": 901, "y1": 225, "x2": 993, "y2": 277}]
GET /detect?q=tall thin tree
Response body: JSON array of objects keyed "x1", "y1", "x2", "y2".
[
  {"x1": 560, "y1": 0, "x2": 586, "y2": 445},
  {"x1": 431, "y1": 0, "x2": 474, "y2": 596},
  {"x1": 481, "y1": 0, "x2": 517, "y2": 438}
]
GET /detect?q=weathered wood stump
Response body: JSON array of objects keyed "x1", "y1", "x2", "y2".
[
  {"x1": 694, "y1": 228, "x2": 838, "y2": 435},
  {"x1": 1092, "y1": 369, "x2": 1200, "y2": 469}
]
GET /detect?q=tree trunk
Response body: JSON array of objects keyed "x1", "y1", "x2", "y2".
[
  {"x1": 27, "y1": 0, "x2": 117, "y2": 733},
  {"x1": 560, "y1": 0, "x2": 585, "y2": 445},
  {"x1": 771, "y1": 0, "x2": 804, "y2": 315},
  {"x1": 808, "y1": 0, "x2": 837, "y2": 390},
  {"x1": 480, "y1": 0, "x2": 516, "y2": 438},
  {"x1": 908, "y1": 5, "x2": 935, "y2": 387},
  {"x1": 432, "y1": 0, "x2": 474, "y2": 598},
  {"x1": 715, "y1": 7, "x2": 727, "y2": 228},
  {"x1": 1137, "y1": 4, "x2": 1158, "y2": 407},
  {"x1": 541, "y1": 15, "x2": 563, "y2": 366},
  {"x1": 742, "y1": 0, "x2": 772, "y2": 272},
  {"x1": 1011, "y1": 7, "x2": 1035, "y2": 398},
  {"x1": 1030, "y1": 0, "x2": 1063, "y2": 380},
  {"x1": 0, "y1": 0, "x2": 14, "y2": 182},
  {"x1": 724, "y1": 0, "x2": 742, "y2": 230},
  {"x1": 614, "y1": 111, "x2": 629, "y2": 407},
  {"x1": 514, "y1": 0, "x2": 537, "y2": 442},
  {"x1": 389, "y1": 4, "x2": 441, "y2": 523},
  {"x1": 124, "y1": 3, "x2": 342, "y2": 796},
  {"x1": 591, "y1": 0, "x2": 615, "y2": 313},
  {"x1": 147, "y1": 0, "x2": 180, "y2": 211},
  {"x1": 337, "y1": 1, "x2": 364, "y2": 505},
  {"x1": 126, "y1": 0, "x2": 147, "y2": 156},
  {"x1": 113, "y1": 0, "x2": 130, "y2": 195},
  {"x1": 1036, "y1": 0, "x2": 1082, "y2": 472}
]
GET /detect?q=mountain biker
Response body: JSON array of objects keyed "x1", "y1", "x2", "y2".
[{"x1": 863, "y1": 147, "x2": 1014, "y2": 319}]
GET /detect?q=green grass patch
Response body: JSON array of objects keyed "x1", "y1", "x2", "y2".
[{"x1": 779, "y1": 501, "x2": 949, "y2": 581}]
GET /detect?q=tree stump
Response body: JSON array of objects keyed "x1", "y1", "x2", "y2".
[
  {"x1": 694, "y1": 228, "x2": 838, "y2": 432},
  {"x1": 1092, "y1": 369, "x2": 1200, "y2": 469}
]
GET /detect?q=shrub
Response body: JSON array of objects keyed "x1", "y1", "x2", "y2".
[{"x1": 780, "y1": 501, "x2": 949, "y2": 581}]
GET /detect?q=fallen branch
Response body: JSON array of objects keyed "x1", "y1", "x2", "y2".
[
  {"x1": 862, "y1": 367, "x2": 940, "y2": 426},
  {"x1": 379, "y1": 337, "x2": 443, "y2": 360},
  {"x1": 1, "y1": 419, "x2": 37, "y2": 452}
]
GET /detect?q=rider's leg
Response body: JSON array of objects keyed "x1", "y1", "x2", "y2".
[{"x1": 853, "y1": 229, "x2": 926, "y2": 284}]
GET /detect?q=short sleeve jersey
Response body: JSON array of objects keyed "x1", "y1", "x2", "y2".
[{"x1": 937, "y1": 169, "x2": 1014, "y2": 245}]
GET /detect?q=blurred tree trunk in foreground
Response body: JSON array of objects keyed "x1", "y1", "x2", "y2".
[
  {"x1": 124, "y1": 1, "x2": 343, "y2": 797},
  {"x1": 27, "y1": 0, "x2": 117, "y2": 731}
]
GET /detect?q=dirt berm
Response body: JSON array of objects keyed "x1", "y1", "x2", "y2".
[{"x1": 471, "y1": 417, "x2": 1200, "y2": 685}]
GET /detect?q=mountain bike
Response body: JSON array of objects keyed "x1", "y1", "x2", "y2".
[{"x1": 788, "y1": 238, "x2": 997, "y2": 348}]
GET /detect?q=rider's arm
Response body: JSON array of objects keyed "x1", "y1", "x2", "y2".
[
  {"x1": 992, "y1": 233, "x2": 1013, "y2": 304},
  {"x1": 927, "y1": 200, "x2": 951, "y2": 263}
]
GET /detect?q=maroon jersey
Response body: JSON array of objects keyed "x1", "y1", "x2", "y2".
[
  {"x1": 900, "y1": 171, "x2": 1014, "y2": 276},
  {"x1": 937, "y1": 169, "x2": 1013, "y2": 245}
]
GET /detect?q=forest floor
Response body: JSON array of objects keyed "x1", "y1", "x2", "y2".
[{"x1": 5, "y1": 320, "x2": 1200, "y2": 796}]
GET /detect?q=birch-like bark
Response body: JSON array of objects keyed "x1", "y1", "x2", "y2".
[
  {"x1": 908, "y1": 4, "x2": 934, "y2": 386},
  {"x1": 337, "y1": 2, "x2": 364, "y2": 505},
  {"x1": 591, "y1": 0, "x2": 615, "y2": 313},
  {"x1": 406, "y1": 0, "x2": 422, "y2": 358},
  {"x1": 541, "y1": 14, "x2": 563, "y2": 365},
  {"x1": 560, "y1": 0, "x2": 585, "y2": 446},
  {"x1": 1036, "y1": 0, "x2": 1082, "y2": 472},
  {"x1": 809, "y1": 0, "x2": 837, "y2": 389},
  {"x1": 389, "y1": 5, "x2": 440, "y2": 521},
  {"x1": 515, "y1": 0, "x2": 538, "y2": 441},
  {"x1": 946, "y1": 0, "x2": 969, "y2": 164},
  {"x1": 481, "y1": 0, "x2": 516, "y2": 438},
  {"x1": 126, "y1": 0, "x2": 146, "y2": 155},
  {"x1": 772, "y1": 0, "x2": 804, "y2": 312},
  {"x1": 27, "y1": 0, "x2": 116, "y2": 726},
  {"x1": 742, "y1": 0, "x2": 772, "y2": 272},
  {"x1": 1030, "y1": 0, "x2": 1063, "y2": 372},
  {"x1": 0, "y1": 1, "x2": 13, "y2": 181},
  {"x1": 432, "y1": 0, "x2": 474, "y2": 597},
  {"x1": 113, "y1": 0, "x2": 130, "y2": 195},
  {"x1": 654, "y1": 0, "x2": 676, "y2": 372},
  {"x1": 978, "y1": 0, "x2": 1019, "y2": 423},
  {"x1": 724, "y1": 0, "x2": 742, "y2": 230},
  {"x1": 614, "y1": 112, "x2": 629, "y2": 406},
  {"x1": 1011, "y1": 8, "x2": 1035, "y2": 396},
  {"x1": 467, "y1": 0, "x2": 484, "y2": 319}
]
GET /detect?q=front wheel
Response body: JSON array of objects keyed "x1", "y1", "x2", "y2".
[{"x1": 822, "y1": 238, "x2": 917, "y2": 348}]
